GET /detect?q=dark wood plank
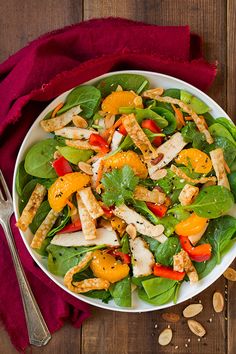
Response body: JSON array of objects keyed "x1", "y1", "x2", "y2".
[
  {"x1": 0, "y1": 0, "x2": 83, "y2": 63},
  {"x1": 82, "y1": 1, "x2": 228, "y2": 354},
  {"x1": 227, "y1": 2, "x2": 236, "y2": 354}
]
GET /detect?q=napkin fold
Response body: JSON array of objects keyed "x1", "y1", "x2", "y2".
[{"x1": 0, "y1": 17, "x2": 217, "y2": 352}]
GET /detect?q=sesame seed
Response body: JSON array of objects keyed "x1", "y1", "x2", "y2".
[
  {"x1": 185, "y1": 344, "x2": 188, "y2": 348},
  {"x1": 198, "y1": 338, "x2": 201, "y2": 342},
  {"x1": 209, "y1": 318, "x2": 212, "y2": 323},
  {"x1": 167, "y1": 325, "x2": 170, "y2": 329},
  {"x1": 199, "y1": 300, "x2": 202, "y2": 303},
  {"x1": 154, "y1": 324, "x2": 157, "y2": 328},
  {"x1": 175, "y1": 346, "x2": 179, "y2": 349},
  {"x1": 188, "y1": 338, "x2": 191, "y2": 342}
]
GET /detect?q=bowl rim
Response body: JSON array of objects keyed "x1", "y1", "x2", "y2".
[{"x1": 12, "y1": 69, "x2": 236, "y2": 312}]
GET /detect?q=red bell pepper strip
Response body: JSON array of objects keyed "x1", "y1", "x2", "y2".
[
  {"x1": 57, "y1": 219, "x2": 82, "y2": 234},
  {"x1": 108, "y1": 249, "x2": 131, "y2": 264},
  {"x1": 118, "y1": 124, "x2": 128, "y2": 136},
  {"x1": 89, "y1": 133, "x2": 110, "y2": 154},
  {"x1": 141, "y1": 119, "x2": 163, "y2": 147},
  {"x1": 179, "y1": 236, "x2": 212, "y2": 262},
  {"x1": 101, "y1": 206, "x2": 114, "y2": 218},
  {"x1": 52, "y1": 156, "x2": 73, "y2": 176},
  {"x1": 146, "y1": 202, "x2": 167, "y2": 218},
  {"x1": 153, "y1": 264, "x2": 185, "y2": 281}
]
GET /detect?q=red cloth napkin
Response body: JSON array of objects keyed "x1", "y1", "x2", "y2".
[{"x1": 0, "y1": 17, "x2": 216, "y2": 352}]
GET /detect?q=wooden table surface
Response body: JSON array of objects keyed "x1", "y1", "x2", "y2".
[{"x1": 0, "y1": 1, "x2": 235, "y2": 353}]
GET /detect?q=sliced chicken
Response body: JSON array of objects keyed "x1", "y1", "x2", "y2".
[
  {"x1": 76, "y1": 193, "x2": 96, "y2": 240},
  {"x1": 210, "y1": 148, "x2": 230, "y2": 190},
  {"x1": 174, "y1": 249, "x2": 198, "y2": 283},
  {"x1": 31, "y1": 209, "x2": 59, "y2": 249},
  {"x1": 78, "y1": 187, "x2": 104, "y2": 219},
  {"x1": 122, "y1": 113, "x2": 158, "y2": 160},
  {"x1": 188, "y1": 223, "x2": 209, "y2": 245},
  {"x1": 16, "y1": 183, "x2": 47, "y2": 231},
  {"x1": 55, "y1": 127, "x2": 98, "y2": 140},
  {"x1": 66, "y1": 139, "x2": 100, "y2": 152},
  {"x1": 170, "y1": 164, "x2": 216, "y2": 184},
  {"x1": 111, "y1": 131, "x2": 123, "y2": 151},
  {"x1": 129, "y1": 237, "x2": 155, "y2": 277},
  {"x1": 40, "y1": 105, "x2": 81, "y2": 132},
  {"x1": 51, "y1": 228, "x2": 120, "y2": 247},
  {"x1": 134, "y1": 185, "x2": 166, "y2": 204},
  {"x1": 178, "y1": 184, "x2": 199, "y2": 206},
  {"x1": 91, "y1": 157, "x2": 103, "y2": 189},
  {"x1": 113, "y1": 204, "x2": 166, "y2": 242},
  {"x1": 148, "y1": 132, "x2": 187, "y2": 176}
]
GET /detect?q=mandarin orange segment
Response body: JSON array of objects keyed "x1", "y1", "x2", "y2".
[
  {"x1": 103, "y1": 150, "x2": 148, "y2": 178},
  {"x1": 175, "y1": 213, "x2": 208, "y2": 236},
  {"x1": 175, "y1": 148, "x2": 212, "y2": 174},
  {"x1": 90, "y1": 250, "x2": 130, "y2": 283},
  {"x1": 48, "y1": 172, "x2": 90, "y2": 212},
  {"x1": 101, "y1": 91, "x2": 143, "y2": 114}
]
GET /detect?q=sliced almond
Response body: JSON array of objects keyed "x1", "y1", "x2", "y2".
[
  {"x1": 158, "y1": 328, "x2": 173, "y2": 346},
  {"x1": 126, "y1": 224, "x2": 137, "y2": 239},
  {"x1": 187, "y1": 320, "x2": 206, "y2": 337},
  {"x1": 53, "y1": 150, "x2": 62, "y2": 159},
  {"x1": 133, "y1": 96, "x2": 143, "y2": 106},
  {"x1": 183, "y1": 303, "x2": 203, "y2": 318},
  {"x1": 161, "y1": 312, "x2": 180, "y2": 323},
  {"x1": 223, "y1": 267, "x2": 236, "y2": 281},
  {"x1": 213, "y1": 291, "x2": 224, "y2": 313},
  {"x1": 150, "y1": 169, "x2": 167, "y2": 181},
  {"x1": 72, "y1": 115, "x2": 88, "y2": 128},
  {"x1": 116, "y1": 84, "x2": 123, "y2": 92},
  {"x1": 104, "y1": 114, "x2": 116, "y2": 129},
  {"x1": 78, "y1": 161, "x2": 93, "y2": 175}
]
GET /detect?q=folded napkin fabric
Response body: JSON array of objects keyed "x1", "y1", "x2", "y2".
[{"x1": 0, "y1": 17, "x2": 217, "y2": 352}]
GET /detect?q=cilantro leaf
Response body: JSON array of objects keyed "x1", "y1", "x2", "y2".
[{"x1": 101, "y1": 166, "x2": 139, "y2": 207}]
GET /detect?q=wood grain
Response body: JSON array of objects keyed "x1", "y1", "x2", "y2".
[{"x1": 0, "y1": 0, "x2": 235, "y2": 353}]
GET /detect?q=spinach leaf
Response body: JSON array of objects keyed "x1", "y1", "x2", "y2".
[
  {"x1": 158, "y1": 215, "x2": 179, "y2": 237},
  {"x1": 136, "y1": 108, "x2": 168, "y2": 128},
  {"x1": 29, "y1": 201, "x2": 51, "y2": 234},
  {"x1": 72, "y1": 267, "x2": 94, "y2": 282},
  {"x1": 181, "y1": 122, "x2": 208, "y2": 150},
  {"x1": 209, "y1": 123, "x2": 236, "y2": 146},
  {"x1": 18, "y1": 178, "x2": 41, "y2": 214},
  {"x1": 154, "y1": 237, "x2": 181, "y2": 266},
  {"x1": 156, "y1": 169, "x2": 186, "y2": 194},
  {"x1": 138, "y1": 285, "x2": 177, "y2": 305},
  {"x1": 58, "y1": 86, "x2": 101, "y2": 119},
  {"x1": 184, "y1": 186, "x2": 234, "y2": 219},
  {"x1": 203, "y1": 112, "x2": 215, "y2": 126},
  {"x1": 193, "y1": 254, "x2": 217, "y2": 279},
  {"x1": 163, "y1": 88, "x2": 180, "y2": 99},
  {"x1": 142, "y1": 277, "x2": 177, "y2": 299},
  {"x1": 120, "y1": 234, "x2": 130, "y2": 254},
  {"x1": 57, "y1": 146, "x2": 93, "y2": 164},
  {"x1": 96, "y1": 74, "x2": 150, "y2": 97},
  {"x1": 47, "y1": 206, "x2": 70, "y2": 237},
  {"x1": 216, "y1": 118, "x2": 236, "y2": 140},
  {"x1": 132, "y1": 200, "x2": 159, "y2": 225},
  {"x1": 152, "y1": 107, "x2": 177, "y2": 134},
  {"x1": 47, "y1": 244, "x2": 105, "y2": 276},
  {"x1": 205, "y1": 136, "x2": 236, "y2": 166},
  {"x1": 15, "y1": 160, "x2": 33, "y2": 197},
  {"x1": 192, "y1": 132, "x2": 208, "y2": 150},
  {"x1": 180, "y1": 90, "x2": 209, "y2": 114},
  {"x1": 24, "y1": 139, "x2": 58, "y2": 178},
  {"x1": 110, "y1": 277, "x2": 131, "y2": 307},
  {"x1": 132, "y1": 275, "x2": 155, "y2": 287},
  {"x1": 228, "y1": 172, "x2": 236, "y2": 201},
  {"x1": 84, "y1": 290, "x2": 112, "y2": 303},
  {"x1": 203, "y1": 216, "x2": 236, "y2": 263},
  {"x1": 34, "y1": 237, "x2": 52, "y2": 257}
]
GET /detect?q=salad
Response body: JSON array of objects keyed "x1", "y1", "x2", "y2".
[{"x1": 16, "y1": 73, "x2": 236, "y2": 308}]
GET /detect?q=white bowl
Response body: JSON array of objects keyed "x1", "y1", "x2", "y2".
[{"x1": 13, "y1": 70, "x2": 236, "y2": 312}]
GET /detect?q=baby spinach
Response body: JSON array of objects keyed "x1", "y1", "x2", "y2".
[
  {"x1": 47, "y1": 206, "x2": 70, "y2": 237},
  {"x1": 83, "y1": 290, "x2": 112, "y2": 304},
  {"x1": 57, "y1": 146, "x2": 93, "y2": 164},
  {"x1": 18, "y1": 179, "x2": 41, "y2": 214},
  {"x1": 16, "y1": 160, "x2": 33, "y2": 197},
  {"x1": 203, "y1": 216, "x2": 236, "y2": 263},
  {"x1": 120, "y1": 233, "x2": 130, "y2": 254},
  {"x1": 181, "y1": 122, "x2": 208, "y2": 150},
  {"x1": 209, "y1": 123, "x2": 236, "y2": 146},
  {"x1": 228, "y1": 172, "x2": 236, "y2": 200},
  {"x1": 180, "y1": 90, "x2": 209, "y2": 114},
  {"x1": 132, "y1": 200, "x2": 159, "y2": 225},
  {"x1": 193, "y1": 254, "x2": 217, "y2": 279},
  {"x1": 24, "y1": 139, "x2": 58, "y2": 178},
  {"x1": 138, "y1": 285, "x2": 177, "y2": 305},
  {"x1": 152, "y1": 107, "x2": 177, "y2": 134},
  {"x1": 72, "y1": 267, "x2": 94, "y2": 282},
  {"x1": 136, "y1": 108, "x2": 168, "y2": 128},
  {"x1": 163, "y1": 88, "x2": 180, "y2": 99},
  {"x1": 205, "y1": 136, "x2": 236, "y2": 167},
  {"x1": 216, "y1": 117, "x2": 236, "y2": 140},
  {"x1": 142, "y1": 277, "x2": 177, "y2": 299},
  {"x1": 29, "y1": 201, "x2": 51, "y2": 234},
  {"x1": 109, "y1": 277, "x2": 131, "y2": 307},
  {"x1": 47, "y1": 244, "x2": 105, "y2": 276},
  {"x1": 184, "y1": 186, "x2": 234, "y2": 219},
  {"x1": 132, "y1": 275, "x2": 155, "y2": 287},
  {"x1": 154, "y1": 237, "x2": 181, "y2": 266},
  {"x1": 58, "y1": 86, "x2": 101, "y2": 119},
  {"x1": 96, "y1": 73, "x2": 150, "y2": 97},
  {"x1": 203, "y1": 112, "x2": 215, "y2": 126}
]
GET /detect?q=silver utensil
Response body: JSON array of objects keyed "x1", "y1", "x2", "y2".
[{"x1": 0, "y1": 169, "x2": 51, "y2": 346}]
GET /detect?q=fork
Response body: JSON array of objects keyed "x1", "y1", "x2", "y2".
[{"x1": 0, "y1": 169, "x2": 51, "y2": 347}]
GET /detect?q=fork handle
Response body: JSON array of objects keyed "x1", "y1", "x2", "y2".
[{"x1": 2, "y1": 222, "x2": 51, "y2": 346}]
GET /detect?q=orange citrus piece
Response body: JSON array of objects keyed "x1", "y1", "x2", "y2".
[
  {"x1": 48, "y1": 172, "x2": 90, "y2": 212},
  {"x1": 101, "y1": 91, "x2": 143, "y2": 114},
  {"x1": 175, "y1": 213, "x2": 208, "y2": 236},
  {"x1": 175, "y1": 148, "x2": 212, "y2": 174},
  {"x1": 90, "y1": 250, "x2": 129, "y2": 283},
  {"x1": 103, "y1": 150, "x2": 148, "y2": 178}
]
